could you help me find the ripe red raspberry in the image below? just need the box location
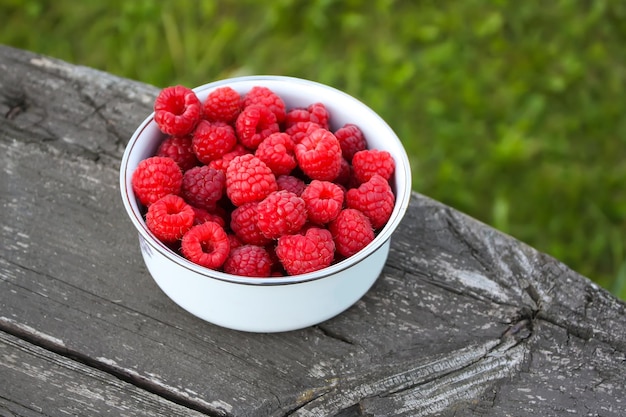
[346,174,395,229]
[352,149,395,184]
[242,86,286,123]
[276,175,307,196]
[334,123,366,162]
[235,105,280,150]
[257,191,307,239]
[275,227,335,275]
[306,102,330,129]
[203,86,242,124]
[230,202,271,246]
[145,194,194,243]
[285,103,330,129]
[301,180,344,224]
[254,132,297,176]
[285,108,312,128]
[225,154,277,206]
[154,85,203,136]
[223,245,273,277]
[182,165,225,211]
[329,208,374,257]
[294,128,342,181]
[191,120,237,164]
[191,206,226,227]
[156,135,200,172]
[181,221,230,269]
[132,156,183,206]
[285,121,322,144]
[208,144,249,173]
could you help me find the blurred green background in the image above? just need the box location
[2,0,625,299]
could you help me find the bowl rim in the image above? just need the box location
[120,75,412,286]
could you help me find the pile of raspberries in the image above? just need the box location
[131,84,396,277]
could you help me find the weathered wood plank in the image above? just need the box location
[1,45,625,416]
[0,330,208,417]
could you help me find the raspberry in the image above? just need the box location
[181,221,230,269]
[301,180,344,224]
[346,174,395,229]
[191,206,226,227]
[334,123,366,162]
[285,103,330,129]
[203,86,241,124]
[154,85,203,136]
[242,86,286,123]
[145,194,194,243]
[352,149,395,184]
[223,245,273,277]
[181,165,225,211]
[329,208,374,257]
[276,227,335,275]
[254,132,297,176]
[227,233,243,250]
[306,102,330,129]
[156,135,200,172]
[276,175,307,196]
[257,191,307,239]
[334,157,353,188]
[294,128,342,181]
[285,108,312,128]
[285,121,322,144]
[208,144,249,173]
[235,105,280,150]
[192,120,237,164]
[230,202,271,246]
[225,154,277,206]
[132,156,183,206]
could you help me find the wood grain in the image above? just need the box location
[0,331,206,417]
[1,45,625,416]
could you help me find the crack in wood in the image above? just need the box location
[314,324,355,346]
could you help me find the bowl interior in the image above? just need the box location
[120,75,412,285]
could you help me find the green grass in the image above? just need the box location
[3,0,625,299]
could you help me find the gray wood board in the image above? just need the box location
[0,330,207,417]
[1,45,625,416]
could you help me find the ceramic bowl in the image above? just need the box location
[120,76,411,333]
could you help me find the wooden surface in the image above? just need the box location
[1,44,625,416]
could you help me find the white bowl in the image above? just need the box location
[120,76,412,332]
